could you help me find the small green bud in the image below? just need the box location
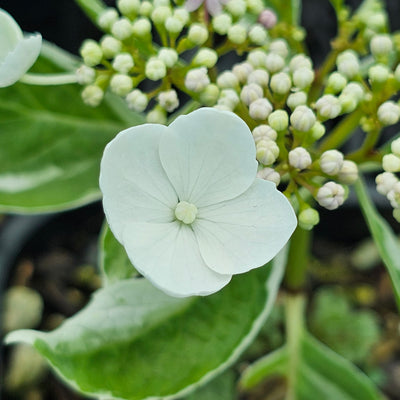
[110,73,133,96]
[174,8,189,25]
[165,16,184,34]
[265,53,285,73]
[287,91,307,110]
[185,67,210,92]
[140,1,153,16]
[268,110,289,131]
[158,47,178,67]
[111,18,133,40]
[112,53,134,74]
[126,89,148,112]
[132,17,152,37]
[383,154,400,172]
[217,71,239,89]
[249,98,273,120]
[338,160,358,184]
[315,94,341,120]
[158,89,179,112]
[98,8,119,30]
[188,23,209,45]
[377,101,400,126]
[212,13,232,35]
[247,0,264,14]
[269,39,289,58]
[193,48,218,68]
[100,35,122,58]
[292,67,314,89]
[368,63,390,84]
[256,139,279,165]
[338,93,358,114]
[336,50,360,79]
[76,65,96,85]
[226,0,247,17]
[147,105,167,124]
[240,83,263,105]
[299,208,319,230]
[370,34,393,58]
[326,72,347,93]
[248,24,268,45]
[151,6,172,25]
[145,58,167,81]
[82,85,104,107]
[117,0,141,16]
[200,84,220,106]
[290,105,316,132]
[310,121,325,140]
[80,40,103,67]
[270,72,292,95]
[227,24,247,44]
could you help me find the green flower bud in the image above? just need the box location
[227,24,247,44]
[247,0,264,14]
[289,54,312,73]
[383,154,400,172]
[292,67,314,89]
[256,139,279,165]
[298,208,319,230]
[270,72,292,95]
[240,83,263,105]
[174,8,189,25]
[193,48,218,68]
[310,121,325,140]
[151,5,171,25]
[248,24,268,45]
[226,0,247,17]
[76,65,96,85]
[165,16,184,34]
[185,67,210,92]
[98,8,119,30]
[200,84,220,106]
[269,39,289,58]
[81,85,104,107]
[290,105,316,132]
[265,53,285,73]
[147,105,167,124]
[249,98,273,120]
[158,89,179,112]
[126,89,148,112]
[326,72,347,93]
[287,91,307,110]
[80,40,103,67]
[158,48,178,67]
[188,23,209,45]
[140,1,153,16]
[268,110,289,131]
[338,93,358,114]
[145,57,167,81]
[370,34,393,58]
[212,13,232,35]
[110,73,133,96]
[111,18,133,40]
[338,160,358,184]
[117,0,141,16]
[368,63,390,84]
[217,71,239,89]
[112,53,134,74]
[247,49,267,68]
[377,101,400,126]
[100,36,122,59]
[315,94,341,119]
[132,17,152,37]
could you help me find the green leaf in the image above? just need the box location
[355,177,400,309]
[100,224,137,286]
[0,42,145,214]
[240,334,384,399]
[6,250,286,400]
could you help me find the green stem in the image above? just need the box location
[74,0,107,27]
[318,108,363,152]
[20,73,78,85]
[285,293,306,400]
[284,226,311,291]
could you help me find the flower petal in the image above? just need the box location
[206,0,223,15]
[185,0,204,12]
[122,221,232,297]
[0,9,23,59]
[0,34,42,87]
[159,108,258,207]
[193,179,297,274]
[100,124,178,242]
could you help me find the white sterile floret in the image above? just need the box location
[240,83,263,105]
[76,65,96,85]
[132,18,152,37]
[110,74,133,96]
[336,50,360,79]
[290,105,316,132]
[188,23,209,45]
[216,71,239,89]
[298,208,319,230]
[112,18,133,40]
[270,72,292,95]
[376,172,398,195]
[100,36,122,59]
[226,0,246,16]
[218,89,239,110]
[185,67,210,92]
[80,40,103,67]
[319,149,344,175]
[158,89,179,112]
[288,147,312,170]
[387,182,400,208]
[145,58,167,81]
[165,16,184,34]
[247,69,269,87]
[200,84,220,106]
[193,48,218,68]
[100,108,296,297]
[227,24,247,44]
[212,13,232,35]
[158,48,178,67]
[287,91,307,110]
[112,53,134,74]
[126,89,148,112]
[391,138,400,157]
[232,62,253,83]
[292,67,314,89]
[118,0,141,15]
[268,110,289,131]
[81,85,104,107]
[265,53,285,73]
[257,167,280,186]
[316,181,345,210]
[249,98,273,120]
[377,101,400,126]
[326,72,347,93]
[151,6,172,25]
[383,154,400,172]
[98,8,119,30]
[338,160,358,184]
[0,9,42,87]
[249,24,268,45]
[247,49,267,68]
[289,54,312,73]
[252,125,277,144]
[370,34,393,58]
[256,139,280,165]
[146,106,166,124]
[269,39,289,58]
[315,94,341,119]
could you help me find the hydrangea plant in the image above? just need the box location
[1,0,400,398]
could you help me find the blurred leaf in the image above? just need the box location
[355,177,400,310]
[0,42,144,214]
[265,0,302,26]
[6,250,286,400]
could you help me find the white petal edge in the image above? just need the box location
[159,108,258,208]
[0,9,23,59]
[0,33,42,87]
[122,221,232,297]
[100,124,178,243]
[193,179,297,274]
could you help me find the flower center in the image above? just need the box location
[174,201,198,224]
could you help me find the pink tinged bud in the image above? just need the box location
[258,9,277,29]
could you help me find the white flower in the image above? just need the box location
[100,108,297,297]
[0,9,42,87]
